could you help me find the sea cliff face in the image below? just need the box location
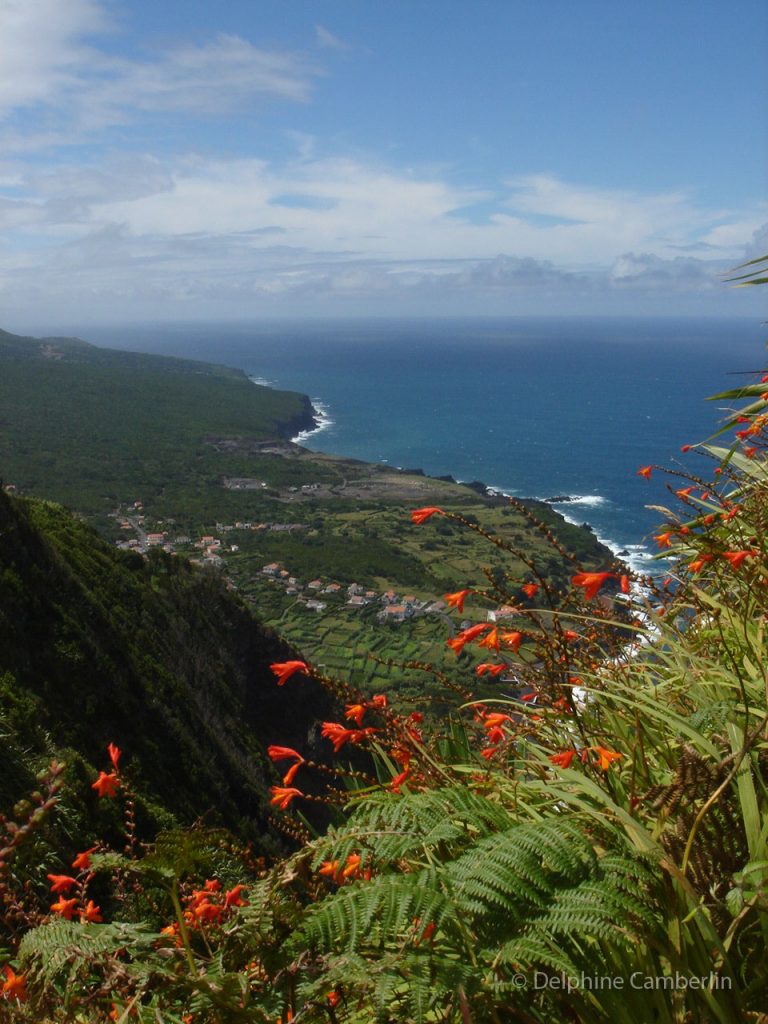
[272,392,319,439]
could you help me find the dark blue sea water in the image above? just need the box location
[82,317,766,571]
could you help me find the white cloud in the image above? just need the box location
[0,2,320,148]
[315,25,351,51]
[97,35,318,117]
[609,252,722,290]
[0,0,107,117]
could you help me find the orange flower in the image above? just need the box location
[371,693,388,708]
[321,722,356,752]
[483,713,512,731]
[92,771,120,798]
[47,873,78,894]
[620,574,630,594]
[446,622,489,654]
[327,991,341,1008]
[80,900,103,923]
[572,572,613,601]
[51,897,79,919]
[521,582,539,599]
[341,854,362,879]
[475,662,506,677]
[637,466,652,479]
[500,630,523,653]
[592,747,623,771]
[391,769,410,792]
[72,846,98,871]
[654,532,673,548]
[549,750,576,769]
[267,745,304,764]
[269,786,302,810]
[224,884,248,910]
[676,487,695,498]
[688,555,713,575]
[1,965,26,1002]
[345,703,366,726]
[282,761,303,786]
[270,660,308,686]
[319,860,341,880]
[722,550,757,569]
[563,629,579,642]
[413,919,436,945]
[194,900,224,924]
[107,743,121,771]
[445,589,471,613]
[477,627,499,651]
[410,506,445,525]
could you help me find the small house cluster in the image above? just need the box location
[259,562,445,622]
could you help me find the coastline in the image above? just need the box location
[252,377,656,576]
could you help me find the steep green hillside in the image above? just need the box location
[0,328,315,519]
[0,488,333,845]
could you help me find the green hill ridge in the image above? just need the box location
[0,487,333,846]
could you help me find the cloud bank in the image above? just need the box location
[0,1,764,324]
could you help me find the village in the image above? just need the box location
[109,501,452,624]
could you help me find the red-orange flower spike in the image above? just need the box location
[80,900,103,923]
[341,854,362,879]
[620,574,630,594]
[475,662,506,677]
[107,743,121,771]
[549,750,576,769]
[391,768,410,792]
[521,582,538,598]
[477,627,499,651]
[572,572,613,601]
[592,747,623,771]
[676,487,695,498]
[680,444,692,453]
[637,466,652,479]
[321,722,356,752]
[345,703,366,726]
[688,555,713,575]
[444,589,471,613]
[371,693,388,708]
[47,874,78,894]
[722,550,757,569]
[500,630,523,653]
[411,506,445,525]
[51,897,79,919]
[270,660,308,686]
[72,846,98,872]
[224,884,248,910]
[2,966,26,1003]
[269,786,302,810]
[483,712,512,731]
[446,622,489,654]
[319,859,341,880]
[282,762,303,786]
[92,771,120,799]
[267,745,304,764]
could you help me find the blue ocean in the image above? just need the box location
[82,317,766,571]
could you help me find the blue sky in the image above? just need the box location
[1,0,766,326]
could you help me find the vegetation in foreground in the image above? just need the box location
[2,332,768,1021]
